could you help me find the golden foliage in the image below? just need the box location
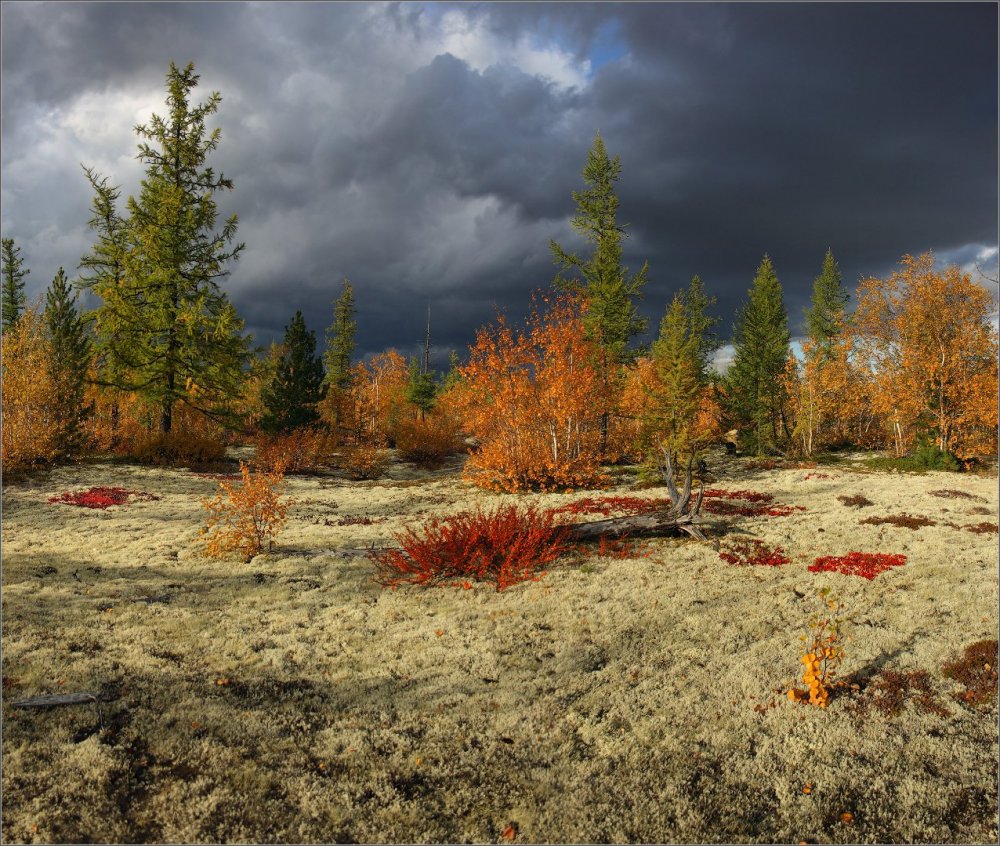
[252,427,338,474]
[788,590,847,708]
[453,295,606,491]
[1,306,65,471]
[391,411,462,468]
[200,461,289,562]
[340,442,390,480]
[853,253,998,459]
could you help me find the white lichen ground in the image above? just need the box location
[2,449,997,843]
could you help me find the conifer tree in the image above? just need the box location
[644,295,702,464]
[2,238,29,332]
[726,255,791,455]
[680,274,721,383]
[550,132,648,454]
[80,62,249,433]
[805,248,849,355]
[406,356,437,420]
[323,278,356,391]
[43,267,93,454]
[261,311,325,433]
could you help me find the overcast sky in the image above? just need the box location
[2,1,997,368]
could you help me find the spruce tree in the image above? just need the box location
[406,356,437,420]
[80,62,249,433]
[550,132,648,454]
[680,274,721,383]
[43,267,93,454]
[805,248,850,356]
[323,278,356,391]
[725,255,791,455]
[2,238,29,332]
[646,295,702,465]
[261,311,325,433]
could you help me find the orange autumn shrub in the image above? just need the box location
[340,442,390,480]
[788,589,848,708]
[454,294,605,492]
[390,411,462,468]
[200,461,289,562]
[252,426,338,474]
[1,306,64,471]
[130,429,227,467]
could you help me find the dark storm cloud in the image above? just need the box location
[1,2,995,367]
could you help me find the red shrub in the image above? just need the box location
[965,522,999,535]
[700,488,805,518]
[48,487,159,510]
[718,537,790,567]
[591,535,652,559]
[549,495,671,518]
[803,473,832,480]
[704,489,775,503]
[373,503,570,591]
[860,513,936,530]
[809,551,906,580]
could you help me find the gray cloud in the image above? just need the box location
[2,1,995,368]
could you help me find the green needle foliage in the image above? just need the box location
[550,132,648,454]
[1,238,29,332]
[407,356,437,420]
[261,310,326,433]
[805,248,850,356]
[323,278,357,392]
[43,267,93,455]
[726,255,791,456]
[681,274,722,383]
[79,61,249,433]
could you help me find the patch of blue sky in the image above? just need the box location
[588,19,629,74]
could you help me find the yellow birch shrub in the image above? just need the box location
[788,589,848,708]
[1,306,64,471]
[200,461,289,562]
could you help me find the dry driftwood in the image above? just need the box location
[562,448,710,544]
[10,692,103,709]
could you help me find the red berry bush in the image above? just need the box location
[48,487,160,510]
[373,503,570,591]
[809,551,906,580]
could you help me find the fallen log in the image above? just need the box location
[335,448,713,558]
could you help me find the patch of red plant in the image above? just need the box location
[48,487,160,510]
[808,551,906,580]
[928,489,985,501]
[372,503,570,591]
[700,488,805,518]
[965,522,998,535]
[860,513,936,530]
[590,535,652,559]
[803,473,832,480]
[718,537,790,567]
[549,495,671,518]
[743,459,781,471]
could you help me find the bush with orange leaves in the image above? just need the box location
[391,410,462,468]
[200,461,289,562]
[788,589,849,708]
[373,503,570,591]
[453,295,605,492]
[342,350,410,447]
[252,426,338,474]
[1,306,65,472]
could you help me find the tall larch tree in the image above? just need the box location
[2,238,29,332]
[80,62,249,433]
[550,132,648,456]
[261,310,326,433]
[726,255,791,455]
[805,248,850,357]
[43,267,93,455]
[643,295,703,465]
[790,248,853,455]
[680,274,721,383]
[323,279,357,391]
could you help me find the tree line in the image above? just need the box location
[2,61,997,481]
